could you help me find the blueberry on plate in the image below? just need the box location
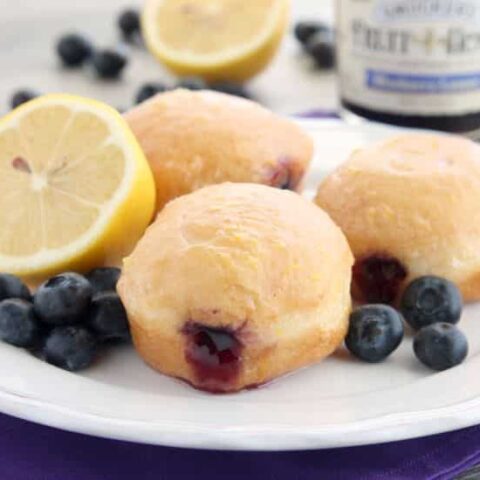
[209,82,251,99]
[345,304,404,363]
[294,20,331,45]
[33,273,93,325]
[305,32,336,69]
[135,82,168,104]
[0,273,31,301]
[177,77,207,91]
[118,9,141,41]
[56,33,93,67]
[43,326,97,372]
[10,89,39,110]
[413,323,468,371]
[400,276,463,331]
[0,299,40,348]
[92,48,128,79]
[86,267,121,294]
[86,292,130,342]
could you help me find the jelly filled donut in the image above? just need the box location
[118,183,352,393]
[316,133,480,303]
[125,89,314,212]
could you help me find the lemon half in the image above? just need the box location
[142,0,291,82]
[0,94,156,281]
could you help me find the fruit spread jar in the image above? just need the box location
[336,0,480,137]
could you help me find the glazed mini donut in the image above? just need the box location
[118,183,352,393]
[124,89,314,212]
[315,133,480,304]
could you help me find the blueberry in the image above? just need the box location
[177,77,207,91]
[306,32,336,69]
[413,323,468,371]
[10,90,39,110]
[0,273,31,301]
[400,276,462,331]
[294,21,330,45]
[56,33,93,67]
[135,82,168,104]
[86,292,130,342]
[43,326,97,371]
[345,304,404,363]
[0,299,40,348]
[118,9,141,41]
[86,267,121,294]
[33,273,93,325]
[210,82,251,99]
[92,48,128,79]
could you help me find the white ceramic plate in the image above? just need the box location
[1,119,480,451]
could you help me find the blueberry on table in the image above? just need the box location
[177,77,207,91]
[135,82,168,104]
[210,82,251,99]
[86,292,130,342]
[306,32,336,70]
[0,273,31,301]
[92,48,128,79]
[10,90,39,110]
[118,9,141,41]
[400,276,463,331]
[0,299,40,348]
[294,21,331,45]
[86,267,121,294]
[56,33,93,67]
[345,304,404,363]
[43,326,97,372]
[413,323,468,371]
[33,273,93,326]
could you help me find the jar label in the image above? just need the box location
[338,0,480,115]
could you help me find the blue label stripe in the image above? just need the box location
[367,69,480,94]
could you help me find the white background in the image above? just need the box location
[0,0,336,114]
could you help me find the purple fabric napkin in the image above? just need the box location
[0,413,479,480]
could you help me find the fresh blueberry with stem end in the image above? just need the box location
[0,273,31,301]
[306,33,336,69]
[86,292,130,342]
[294,21,331,45]
[56,33,93,67]
[86,267,121,294]
[345,304,404,363]
[92,48,128,79]
[0,299,40,348]
[43,326,97,372]
[413,323,468,371]
[135,82,168,104]
[118,9,141,40]
[10,90,39,110]
[177,77,207,91]
[33,273,93,326]
[400,276,463,331]
[209,82,251,99]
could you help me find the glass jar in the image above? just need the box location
[336,0,480,137]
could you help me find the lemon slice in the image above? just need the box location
[142,0,290,82]
[0,94,156,281]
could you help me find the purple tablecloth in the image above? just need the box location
[1,413,480,479]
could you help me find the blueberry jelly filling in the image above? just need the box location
[182,323,242,390]
[268,156,302,191]
[353,254,408,304]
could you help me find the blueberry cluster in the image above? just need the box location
[9,7,252,112]
[345,276,468,371]
[293,21,336,70]
[0,268,129,372]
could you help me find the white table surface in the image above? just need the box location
[0,0,336,115]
